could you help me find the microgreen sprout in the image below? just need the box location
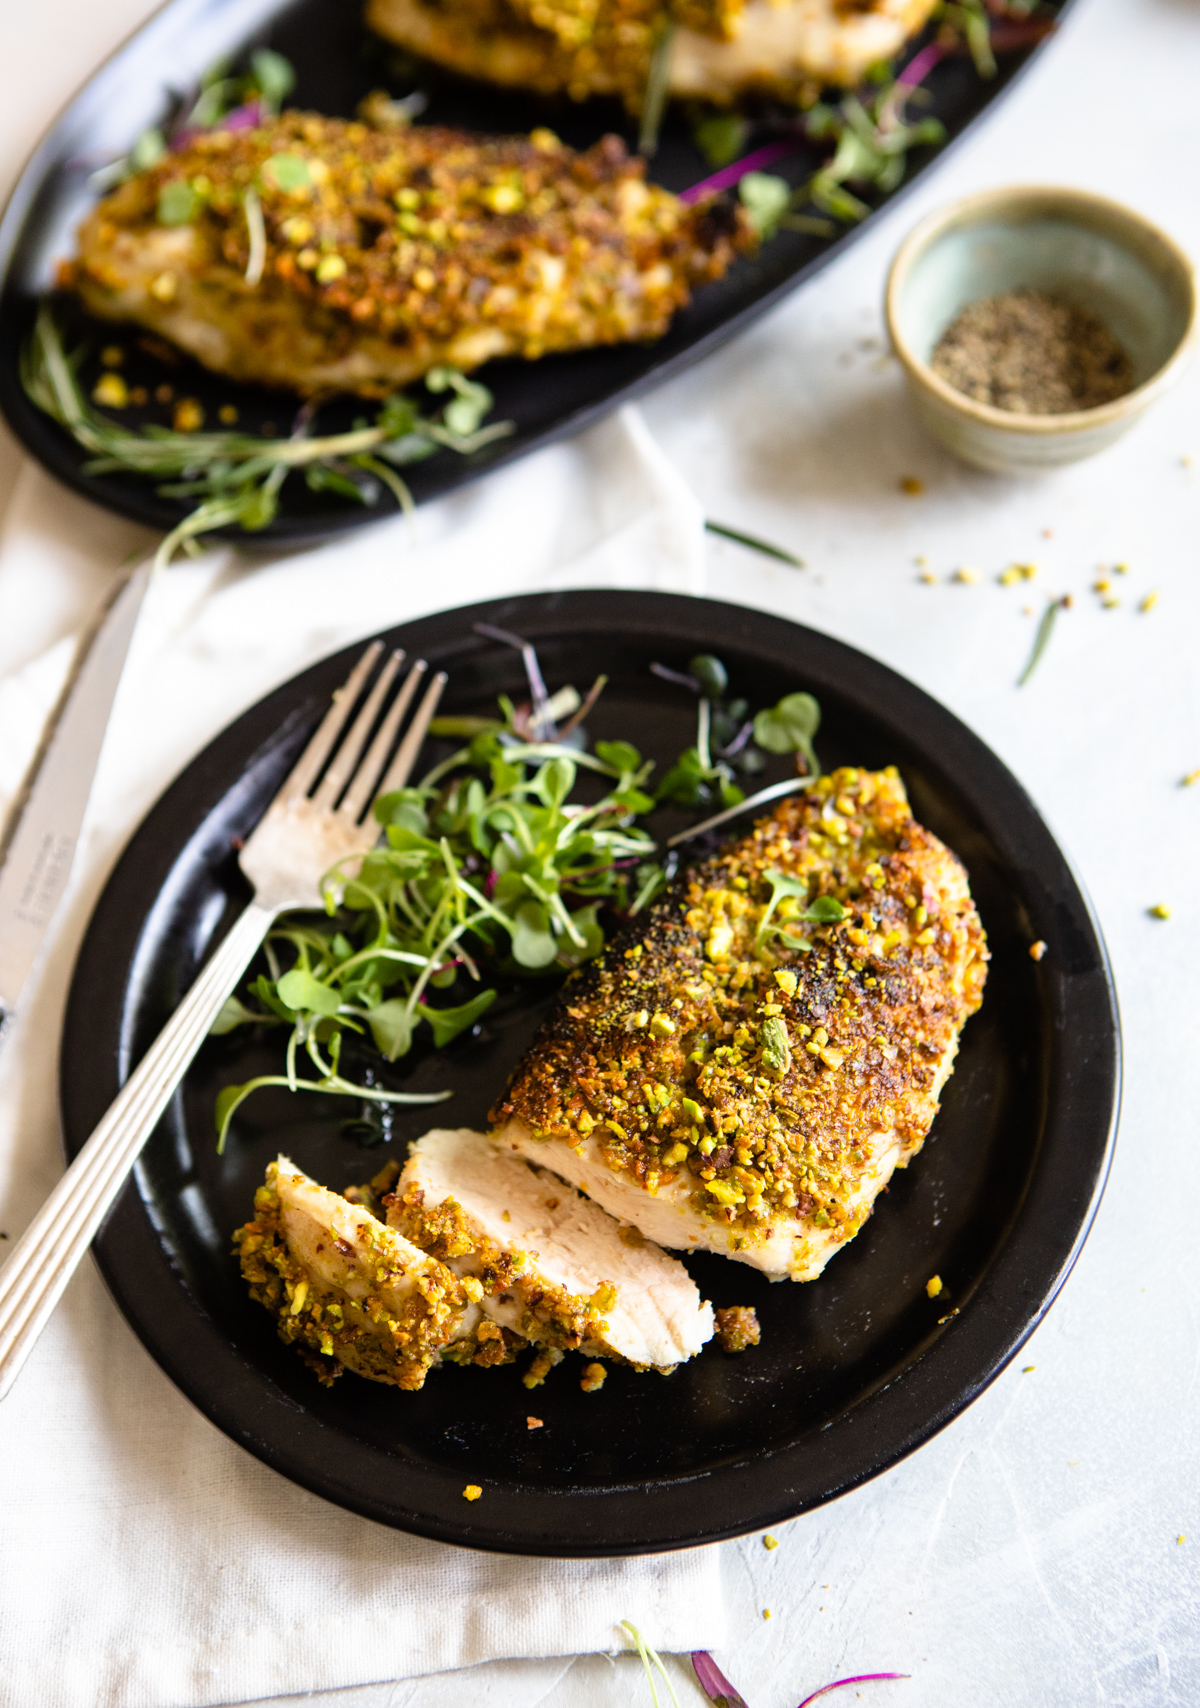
[937,0,998,78]
[804,86,946,222]
[21,307,513,566]
[621,1622,682,1708]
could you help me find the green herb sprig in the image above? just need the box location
[1018,595,1068,685]
[213,719,659,1151]
[736,80,946,238]
[22,307,513,568]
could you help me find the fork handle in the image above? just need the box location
[0,902,275,1401]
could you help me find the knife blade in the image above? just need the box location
[0,565,152,1042]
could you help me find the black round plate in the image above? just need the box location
[61,591,1119,1555]
[0,0,1070,542]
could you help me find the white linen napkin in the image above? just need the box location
[0,404,726,1708]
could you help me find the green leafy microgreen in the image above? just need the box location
[425,366,495,436]
[755,872,844,955]
[249,47,296,115]
[157,179,201,225]
[21,308,514,567]
[693,112,750,168]
[262,152,312,193]
[688,654,729,699]
[801,85,947,226]
[738,171,791,238]
[753,691,821,777]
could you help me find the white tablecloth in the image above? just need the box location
[2,0,1199,1701]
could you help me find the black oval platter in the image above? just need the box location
[0,0,1071,542]
[60,590,1120,1555]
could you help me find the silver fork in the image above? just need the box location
[0,642,446,1401]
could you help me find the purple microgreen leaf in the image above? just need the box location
[691,1651,752,1707]
[795,1672,909,1708]
[650,661,701,692]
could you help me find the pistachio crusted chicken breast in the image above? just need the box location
[393,1128,713,1371]
[492,767,987,1281]
[65,112,749,396]
[367,0,937,113]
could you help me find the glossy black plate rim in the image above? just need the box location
[60,590,1120,1555]
[0,0,1073,544]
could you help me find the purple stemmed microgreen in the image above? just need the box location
[691,1653,909,1708]
[796,1674,910,1708]
[692,1650,752,1706]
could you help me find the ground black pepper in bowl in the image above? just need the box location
[930,288,1134,414]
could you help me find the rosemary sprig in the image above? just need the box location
[22,306,513,567]
[705,519,804,568]
[1017,596,1067,685]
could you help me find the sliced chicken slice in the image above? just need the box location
[391,1127,714,1369]
[235,1154,481,1390]
[491,766,987,1282]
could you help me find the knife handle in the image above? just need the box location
[0,902,274,1400]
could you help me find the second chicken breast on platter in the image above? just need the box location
[67,113,750,397]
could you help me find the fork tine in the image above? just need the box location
[311,649,404,810]
[374,671,447,798]
[339,658,428,822]
[281,642,384,803]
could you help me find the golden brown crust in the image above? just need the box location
[235,1163,473,1391]
[491,767,987,1260]
[72,112,750,395]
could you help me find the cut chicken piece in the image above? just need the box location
[391,1127,714,1369]
[491,766,987,1281]
[366,0,937,113]
[235,1155,483,1389]
[65,112,749,397]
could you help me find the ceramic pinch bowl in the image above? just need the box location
[884,185,1196,474]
